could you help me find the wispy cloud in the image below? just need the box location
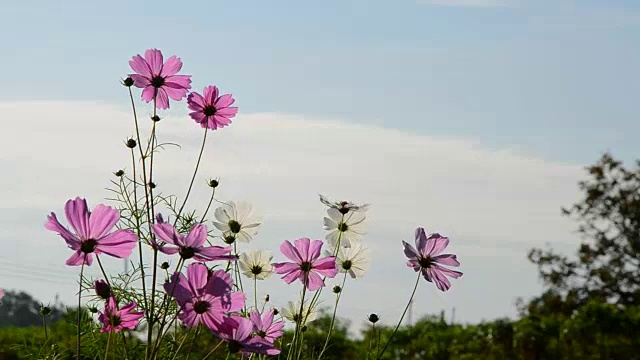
[418,0,510,8]
[1,101,583,327]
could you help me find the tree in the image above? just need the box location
[528,153,640,307]
[0,290,65,328]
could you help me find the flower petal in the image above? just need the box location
[45,212,80,249]
[64,197,90,239]
[279,240,303,263]
[88,204,120,239]
[152,223,182,246]
[432,254,460,267]
[129,54,152,78]
[95,230,137,259]
[183,224,207,247]
[160,55,183,77]
[144,49,163,75]
[203,85,219,106]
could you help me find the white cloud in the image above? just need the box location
[0,101,584,328]
[418,0,510,8]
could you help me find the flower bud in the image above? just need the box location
[265,294,270,303]
[126,138,137,148]
[94,280,112,300]
[333,285,342,294]
[114,169,125,177]
[301,325,308,333]
[224,235,236,244]
[273,309,279,316]
[160,262,170,270]
[368,313,380,324]
[208,179,219,188]
[151,115,161,122]
[156,213,165,224]
[122,77,134,87]
[88,306,99,314]
[148,181,156,189]
[40,306,52,316]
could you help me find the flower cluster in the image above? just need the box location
[40,48,463,359]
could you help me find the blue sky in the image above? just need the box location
[2,0,639,163]
[1,0,640,327]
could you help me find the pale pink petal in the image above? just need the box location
[164,75,192,90]
[273,262,300,274]
[164,273,191,306]
[164,86,189,101]
[205,269,234,296]
[65,250,88,266]
[129,74,151,88]
[160,56,183,77]
[415,228,429,254]
[194,246,236,262]
[95,230,137,258]
[129,55,153,78]
[432,254,460,267]
[402,241,419,261]
[212,115,231,127]
[428,267,452,291]
[306,271,324,291]
[313,265,338,279]
[189,111,206,124]
[293,238,311,261]
[155,88,170,110]
[88,204,120,239]
[141,86,156,103]
[64,197,90,239]
[250,311,263,331]
[187,92,205,111]
[427,235,450,257]
[308,240,323,261]
[203,85,219,105]
[215,94,235,108]
[311,256,336,271]
[45,213,80,249]
[281,269,303,284]
[178,308,199,328]
[279,240,303,263]
[144,49,163,75]
[152,223,182,246]
[186,263,209,293]
[235,317,254,340]
[158,246,180,255]
[184,224,207,247]
[433,264,463,279]
[215,107,238,116]
[406,259,420,270]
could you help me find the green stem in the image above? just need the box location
[151,258,185,356]
[147,99,159,359]
[375,273,421,360]
[105,330,112,360]
[96,255,110,287]
[175,127,208,225]
[131,147,148,312]
[185,325,201,360]
[254,276,258,311]
[42,314,48,341]
[289,275,308,360]
[77,258,85,359]
[202,340,225,360]
[317,272,348,359]
[170,326,192,360]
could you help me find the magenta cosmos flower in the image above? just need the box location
[165,263,245,330]
[214,316,280,356]
[98,296,144,333]
[129,48,192,110]
[187,86,238,130]
[250,309,284,343]
[45,197,138,266]
[152,222,237,262]
[403,227,462,291]
[273,238,338,291]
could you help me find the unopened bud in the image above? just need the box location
[224,235,236,244]
[273,309,279,316]
[122,77,134,87]
[114,170,125,177]
[94,280,112,300]
[265,294,270,303]
[40,306,52,316]
[301,325,308,333]
[151,115,161,122]
[126,139,137,148]
[88,306,99,314]
[368,313,380,324]
[160,262,170,270]
[333,285,342,294]
[148,181,156,189]
[208,179,219,188]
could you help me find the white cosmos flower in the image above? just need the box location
[325,243,371,279]
[281,301,317,325]
[323,208,366,247]
[238,249,273,280]
[213,201,262,243]
[319,194,370,213]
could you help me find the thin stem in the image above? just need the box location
[131,147,148,311]
[170,327,192,360]
[121,332,131,360]
[185,325,201,360]
[202,340,225,360]
[42,314,48,341]
[289,276,308,360]
[199,185,217,224]
[148,99,160,359]
[254,276,258,310]
[317,272,348,359]
[175,127,209,225]
[105,330,113,360]
[366,323,376,360]
[375,273,421,360]
[151,258,185,357]
[96,255,110,287]
[77,258,85,359]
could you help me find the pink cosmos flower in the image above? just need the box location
[45,197,138,266]
[403,227,463,291]
[187,86,238,130]
[273,238,338,291]
[165,263,245,330]
[129,49,192,110]
[98,296,144,333]
[94,279,112,300]
[214,316,280,356]
[250,309,284,343]
[152,223,237,262]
